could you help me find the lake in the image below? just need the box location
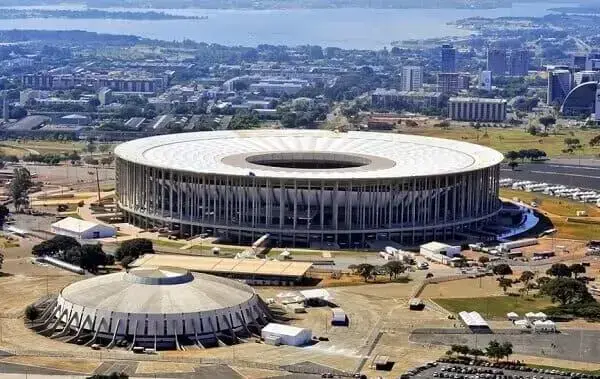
[0,3,570,49]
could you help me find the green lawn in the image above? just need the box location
[402,126,600,158]
[434,296,554,320]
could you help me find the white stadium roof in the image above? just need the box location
[114,130,504,180]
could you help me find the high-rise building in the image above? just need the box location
[547,69,572,105]
[487,49,507,75]
[509,49,530,76]
[437,73,469,94]
[586,53,600,71]
[480,70,492,91]
[401,66,423,91]
[441,44,456,73]
[572,55,587,72]
[574,71,600,86]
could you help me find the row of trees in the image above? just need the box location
[504,149,547,162]
[447,340,513,362]
[348,261,407,282]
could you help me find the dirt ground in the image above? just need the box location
[420,276,505,299]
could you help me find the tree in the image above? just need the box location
[508,161,519,171]
[79,244,110,274]
[24,305,40,321]
[500,341,513,361]
[469,348,485,359]
[540,277,593,306]
[498,277,512,293]
[546,263,571,278]
[485,340,504,362]
[520,271,535,295]
[569,263,586,278]
[114,238,154,261]
[0,204,9,228]
[0,251,3,272]
[32,235,80,257]
[478,256,490,265]
[10,167,33,212]
[492,263,512,278]
[538,115,556,130]
[356,263,375,282]
[100,156,114,166]
[85,142,97,156]
[536,276,551,287]
[504,151,519,161]
[383,260,406,280]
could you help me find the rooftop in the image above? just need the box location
[114,130,504,180]
[133,254,313,278]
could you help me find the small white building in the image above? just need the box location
[420,242,461,265]
[261,323,312,346]
[51,217,116,239]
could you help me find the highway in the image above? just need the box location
[501,161,600,191]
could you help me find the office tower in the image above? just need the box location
[574,71,600,86]
[487,48,507,75]
[401,66,423,91]
[586,52,600,71]
[547,69,572,105]
[480,70,492,91]
[509,49,530,76]
[441,44,456,73]
[437,73,469,94]
[572,55,587,72]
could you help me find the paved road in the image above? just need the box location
[410,329,600,363]
[501,161,600,191]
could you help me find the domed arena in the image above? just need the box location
[115,130,504,247]
[32,267,271,350]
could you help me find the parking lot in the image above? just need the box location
[409,360,599,379]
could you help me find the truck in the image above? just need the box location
[498,238,538,252]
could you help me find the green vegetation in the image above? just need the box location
[434,296,554,319]
[114,238,154,261]
[404,126,600,158]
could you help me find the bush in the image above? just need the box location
[25,304,40,321]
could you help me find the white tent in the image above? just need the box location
[51,217,116,239]
[507,312,519,321]
[533,320,556,332]
[525,312,547,321]
[261,323,312,346]
[514,319,530,329]
[276,291,304,304]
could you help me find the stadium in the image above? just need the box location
[34,267,269,349]
[115,130,504,247]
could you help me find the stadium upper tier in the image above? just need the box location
[114,130,504,179]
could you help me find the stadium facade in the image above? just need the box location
[115,130,504,247]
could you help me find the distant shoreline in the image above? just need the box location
[0,9,205,20]
[0,0,529,11]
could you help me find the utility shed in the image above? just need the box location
[51,217,116,239]
[261,323,312,346]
